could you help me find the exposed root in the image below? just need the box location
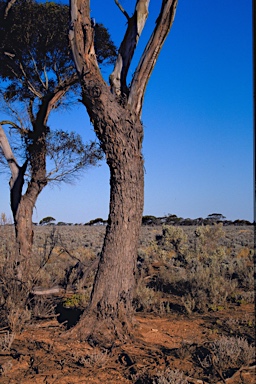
[64,309,136,348]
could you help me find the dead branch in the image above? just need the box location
[31,286,65,295]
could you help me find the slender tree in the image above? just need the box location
[0,0,116,280]
[69,0,178,344]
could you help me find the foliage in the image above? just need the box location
[39,216,56,225]
[142,215,158,225]
[0,0,116,102]
[46,131,103,183]
[207,213,226,221]
[133,279,162,312]
[161,225,188,255]
[0,0,72,100]
[73,348,109,368]
[85,218,107,226]
[63,294,84,308]
[0,0,114,185]
[194,223,224,257]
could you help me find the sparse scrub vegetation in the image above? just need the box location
[134,224,254,316]
[0,222,254,382]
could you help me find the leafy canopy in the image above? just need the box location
[0,0,117,102]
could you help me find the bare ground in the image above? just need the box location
[0,302,254,383]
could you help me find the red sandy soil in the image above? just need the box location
[0,303,254,383]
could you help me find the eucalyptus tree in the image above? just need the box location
[0,0,116,279]
[69,0,178,344]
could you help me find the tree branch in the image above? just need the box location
[4,52,43,99]
[43,65,49,90]
[0,124,20,188]
[128,0,178,116]
[43,73,78,123]
[18,61,43,99]
[110,0,150,97]
[0,120,23,132]
[28,51,48,90]
[4,0,17,18]
[69,0,99,77]
[27,99,35,124]
[114,0,130,20]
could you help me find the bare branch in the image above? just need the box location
[0,124,20,187]
[18,61,43,98]
[0,119,29,139]
[3,52,43,99]
[110,0,150,96]
[114,0,130,20]
[31,286,65,295]
[0,120,22,131]
[128,0,178,116]
[43,73,78,124]
[43,65,49,90]
[4,0,17,18]
[29,51,48,90]
[3,51,15,58]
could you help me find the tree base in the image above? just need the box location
[65,308,135,348]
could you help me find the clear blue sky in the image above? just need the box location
[0,0,253,223]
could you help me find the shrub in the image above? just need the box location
[153,368,189,384]
[74,349,109,368]
[30,296,56,319]
[63,291,90,309]
[194,223,224,257]
[182,259,237,313]
[161,225,188,255]
[133,279,162,312]
[210,336,255,371]
[0,331,15,351]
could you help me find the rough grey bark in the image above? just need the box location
[69,0,178,344]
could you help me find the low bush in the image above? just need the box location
[153,368,189,384]
[210,336,255,371]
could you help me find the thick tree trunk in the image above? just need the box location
[69,0,178,345]
[91,153,144,317]
[12,120,47,281]
[13,178,46,281]
[13,194,34,280]
[71,104,144,345]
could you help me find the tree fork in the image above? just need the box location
[70,0,178,344]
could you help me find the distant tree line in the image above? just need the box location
[33,213,253,227]
[141,214,253,226]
